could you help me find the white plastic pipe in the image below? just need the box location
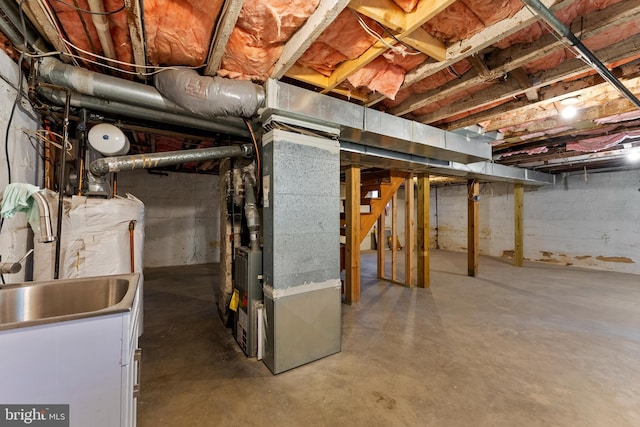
[87,0,117,60]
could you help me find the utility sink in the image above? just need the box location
[0,273,140,331]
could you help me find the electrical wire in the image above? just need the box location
[51,0,125,15]
[349,9,422,57]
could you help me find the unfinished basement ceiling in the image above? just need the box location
[4,0,640,173]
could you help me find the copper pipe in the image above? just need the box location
[129,220,136,273]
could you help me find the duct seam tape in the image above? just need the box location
[263,279,341,300]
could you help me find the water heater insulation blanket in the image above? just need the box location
[33,191,145,281]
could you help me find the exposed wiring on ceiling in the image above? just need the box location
[349,9,422,57]
[51,0,126,15]
[23,49,206,77]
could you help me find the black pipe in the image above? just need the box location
[53,88,71,280]
[521,0,640,109]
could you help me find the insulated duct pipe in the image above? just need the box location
[89,144,254,177]
[154,69,265,118]
[0,0,47,51]
[36,86,249,137]
[521,0,640,109]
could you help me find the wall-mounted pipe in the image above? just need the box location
[154,69,265,118]
[35,86,249,137]
[243,174,260,251]
[521,0,640,109]
[86,0,117,60]
[89,143,254,177]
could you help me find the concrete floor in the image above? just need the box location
[137,250,640,427]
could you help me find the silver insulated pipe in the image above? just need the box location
[89,144,254,177]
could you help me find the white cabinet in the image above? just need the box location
[0,284,142,427]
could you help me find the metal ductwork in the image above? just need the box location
[0,0,47,52]
[36,58,252,136]
[36,86,250,137]
[89,143,254,177]
[521,0,640,109]
[154,69,265,118]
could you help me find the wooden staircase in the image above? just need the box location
[340,170,408,270]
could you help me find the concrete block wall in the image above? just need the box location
[0,51,42,283]
[433,170,640,275]
[117,169,220,268]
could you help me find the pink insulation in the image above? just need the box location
[218,0,320,81]
[566,130,640,152]
[297,10,380,76]
[423,0,522,43]
[382,60,472,109]
[49,0,102,57]
[347,56,406,100]
[145,0,223,66]
[392,0,419,13]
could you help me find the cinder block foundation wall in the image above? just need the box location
[433,170,640,275]
[117,170,220,268]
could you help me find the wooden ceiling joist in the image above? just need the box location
[393,0,640,118]
[319,0,454,94]
[204,0,245,76]
[348,0,406,33]
[20,0,73,60]
[273,0,351,79]
[123,0,147,76]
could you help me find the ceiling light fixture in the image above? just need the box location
[628,149,640,162]
[560,105,577,119]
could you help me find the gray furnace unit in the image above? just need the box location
[233,246,263,357]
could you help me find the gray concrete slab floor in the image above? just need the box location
[137,250,640,427]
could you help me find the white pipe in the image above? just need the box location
[87,0,117,60]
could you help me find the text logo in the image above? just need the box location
[0,405,69,426]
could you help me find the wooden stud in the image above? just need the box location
[417,173,430,288]
[391,191,398,281]
[345,165,361,304]
[377,215,385,279]
[514,183,524,267]
[405,174,415,287]
[467,179,479,277]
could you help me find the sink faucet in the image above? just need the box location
[0,249,34,275]
[30,192,56,243]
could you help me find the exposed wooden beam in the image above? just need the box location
[345,165,361,305]
[322,0,455,93]
[467,179,479,277]
[401,27,445,62]
[21,0,73,60]
[391,191,398,281]
[366,0,574,106]
[396,0,640,118]
[377,215,385,278]
[204,0,245,76]
[123,0,146,76]
[417,173,430,288]
[514,184,524,267]
[428,36,640,128]
[272,0,351,79]
[348,0,406,33]
[511,67,539,101]
[404,175,414,287]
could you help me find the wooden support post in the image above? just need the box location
[467,179,479,277]
[405,174,415,287]
[391,192,398,281]
[345,166,361,304]
[514,183,524,267]
[377,215,385,279]
[417,173,430,288]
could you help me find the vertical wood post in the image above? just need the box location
[514,183,524,267]
[405,174,415,287]
[417,173,430,288]
[377,215,385,278]
[391,192,398,281]
[345,166,361,304]
[467,179,479,277]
